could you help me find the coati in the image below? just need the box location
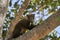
[11,14,35,38]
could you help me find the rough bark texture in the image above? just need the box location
[5,0,31,40]
[12,9,60,40]
[0,0,9,40]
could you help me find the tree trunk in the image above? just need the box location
[0,0,9,40]
[12,9,60,40]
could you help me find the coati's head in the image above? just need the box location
[25,14,35,23]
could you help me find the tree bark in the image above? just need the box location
[5,0,31,40]
[0,0,9,40]
[12,9,60,40]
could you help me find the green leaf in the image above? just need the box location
[11,9,15,12]
[23,11,28,15]
[27,5,34,9]
[9,0,12,6]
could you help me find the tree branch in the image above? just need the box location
[12,9,60,40]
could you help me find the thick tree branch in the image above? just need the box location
[12,9,60,40]
[6,0,31,40]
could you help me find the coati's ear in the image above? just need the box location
[31,14,35,17]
